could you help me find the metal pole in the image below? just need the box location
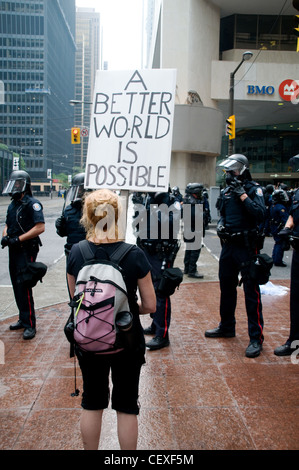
[228,58,245,156]
[228,72,234,156]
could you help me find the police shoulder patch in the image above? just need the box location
[256,187,263,197]
[32,202,42,211]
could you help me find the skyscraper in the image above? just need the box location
[0,0,76,180]
[73,7,100,169]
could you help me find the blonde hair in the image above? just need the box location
[81,189,124,242]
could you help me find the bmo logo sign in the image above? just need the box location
[247,79,299,104]
[247,85,274,96]
[279,79,299,102]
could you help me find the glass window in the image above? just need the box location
[235,15,258,49]
[219,123,299,187]
[220,14,297,52]
[258,15,280,50]
[281,16,298,51]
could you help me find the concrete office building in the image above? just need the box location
[146,0,299,189]
[73,7,100,170]
[0,0,76,181]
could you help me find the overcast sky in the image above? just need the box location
[75,0,144,70]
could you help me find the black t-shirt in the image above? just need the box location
[67,241,152,315]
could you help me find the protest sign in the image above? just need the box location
[84,69,177,191]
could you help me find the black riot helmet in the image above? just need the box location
[147,191,170,205]
[64,172,85,207]
[265,184,274,194]
[272,189,289,204]
[2,170,32,198]
[185,182,204,197]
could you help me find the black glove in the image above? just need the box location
[55,216,67,237]
[1,236,9,249]
[278,227,292,238]
[7,236,20,247]
[229,179,246,197]
[216,224,226,237]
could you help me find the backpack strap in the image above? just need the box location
[78,240,133,265]
[78,239,96,262]
[110,242,133,265]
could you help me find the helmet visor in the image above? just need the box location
[64,184,84,206]
[2,178,27,195]
[217,157,247,175]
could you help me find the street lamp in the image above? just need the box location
[228,51,253,155]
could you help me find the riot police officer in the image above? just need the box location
[202,189,211,230]
[172,186,183,204]
[1,170,45,340]
[55,173,86,256]
[205,154,266,358]
[274,187,299,356]
[137,191,181,350]
[269,189,289,266]
[55,173,87,299]
[261,184,274,236]
[183,182,204,278]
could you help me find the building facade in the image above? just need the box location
[0,143,13,192]
[73,7,100,170]
[0,0,76,181]
[146,0,299,189]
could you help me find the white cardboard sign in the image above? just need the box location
[84,69,177,191]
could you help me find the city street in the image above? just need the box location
[0,194,297,451]
[0,194,293,285]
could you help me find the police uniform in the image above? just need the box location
[205,154,266,358]
[269,191,289,266]
[5,194,44,331]
[138,192,181,350]
[183,189,204,278]
[55,173,87,299]
[274,188,299,355]
[56,202,86,255]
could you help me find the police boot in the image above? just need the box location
[23,328,36,340]
[9,320,24,330]
[205,326,235,338]
[146,335,170,350]
[245,341,262,358]
[143,325,155,335]
[188,271,204,279]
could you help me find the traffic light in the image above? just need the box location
[71,127,81,144]
[226,115,235,140]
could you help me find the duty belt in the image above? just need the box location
[139,239,180,258]
[219,229,258,244]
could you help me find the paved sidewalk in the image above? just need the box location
[0,242,298,451]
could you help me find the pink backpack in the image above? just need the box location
[72,241,133,353]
